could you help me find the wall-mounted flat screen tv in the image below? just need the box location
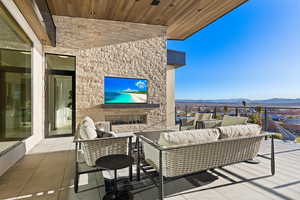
[104,77,148,104]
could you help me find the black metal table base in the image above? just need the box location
[103,191,131,200]
[96,155,134,200]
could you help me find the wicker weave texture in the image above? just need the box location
[143,135,263,177]
[81,138,128,166]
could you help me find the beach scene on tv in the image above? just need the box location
[104,77,148,103]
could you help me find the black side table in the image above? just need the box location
[96,154,134,200]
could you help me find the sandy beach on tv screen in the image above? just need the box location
[130,93,147,103]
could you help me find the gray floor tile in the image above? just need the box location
[1,139,300,200]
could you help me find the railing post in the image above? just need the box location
[271,135,275,175]
[185,105,188,120]
[175,106,177,123]
[235,107,239,116]
[264,108,268,131]
[264,108,268,140]
[213,107,217,119]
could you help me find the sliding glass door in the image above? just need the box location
[0,2,32,141]
[45,54,75,137]
[0,57,31,140]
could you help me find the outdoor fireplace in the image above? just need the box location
[105,114,147,125]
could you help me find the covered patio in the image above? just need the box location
[1,138,299,200]
[1,0,300,200]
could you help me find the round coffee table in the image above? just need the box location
[96,154,134,200]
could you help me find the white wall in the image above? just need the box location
[166,65,176,128]
[1,0,45,152]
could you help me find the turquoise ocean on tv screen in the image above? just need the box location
[105,92,135,103]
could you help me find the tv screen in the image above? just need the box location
[104,77,148,104]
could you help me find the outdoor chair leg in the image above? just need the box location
[159,149,164,200]
[129,137,133,181]
[271,135,275,175]
[74,162,79,193]
[129,165,133,181]
[137,137,141,181]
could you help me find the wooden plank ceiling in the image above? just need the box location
[46,0,248,40]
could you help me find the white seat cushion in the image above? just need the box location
[109,131,117,137]
[221,115,248,126]
[218,124,262,139]
[158,129,220,147]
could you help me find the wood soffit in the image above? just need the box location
[46,0,248,40]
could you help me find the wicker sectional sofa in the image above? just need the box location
[137,124,275,200]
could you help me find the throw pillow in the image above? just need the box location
[218,124,262,139]
[79,125,89,140]
[158,128,220,147]
[82,116,96,130]
[84,126,98,139]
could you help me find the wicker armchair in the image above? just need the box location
[180,113,213,130]
[196,115,249,129]
[179,117,195,130]
[74,120,133,193]
[196,119,222,129]
[138,131,275,200]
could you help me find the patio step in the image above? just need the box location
[0,141,26,176]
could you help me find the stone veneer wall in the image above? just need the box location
[45,16,169,133]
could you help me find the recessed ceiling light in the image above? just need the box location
[58,55,69,58]
[151,0,160,6]
[20,51,31,55]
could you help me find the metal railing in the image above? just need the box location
[176,105,300,141]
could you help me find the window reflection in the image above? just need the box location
[0,2,32,142]
[0,49,31,140]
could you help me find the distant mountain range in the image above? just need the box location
[176,98,300,104]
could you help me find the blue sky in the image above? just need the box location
[105,77,148,92]
[168,0,300,100]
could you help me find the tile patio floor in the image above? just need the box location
[0,137,300,200]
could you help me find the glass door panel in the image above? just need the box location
[47,74,73,136]
[0,71,31,140]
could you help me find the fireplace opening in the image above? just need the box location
[105,114,147,125]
